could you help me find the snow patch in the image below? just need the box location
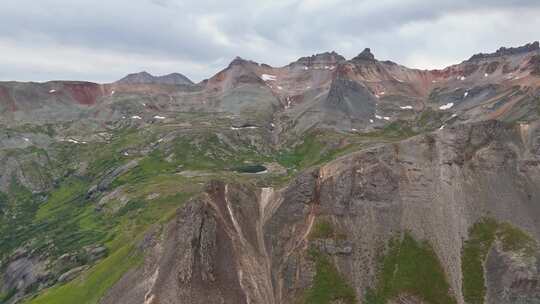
[23,137,30,142]
[400,105,413,110]
[131,115,142,120]
[67,139,80,144]
[460,76,466,81]
[375,115,383,120]
[49,89,56,93]
[351,128,358,132]
[277,86,283,90]
[303,66,309,70]
[153,115,166,120]
[369,119,374,123]
[261,74,277,81]
[484,73,489,77]
[111,90,115,96]
[383,116,390,121]
[144,295,155,304]
[231,126,258,130]
[439,103,454,110]
[464,91,469,98]
[439,125,445,130]
[285,96,292,109]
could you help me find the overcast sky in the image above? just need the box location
[1,0,539,83]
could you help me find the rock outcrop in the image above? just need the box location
[352,48,376,61]
[469,41,540,61]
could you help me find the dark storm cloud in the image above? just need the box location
[0,0,539,82]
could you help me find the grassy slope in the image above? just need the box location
[28,245,141,304]
[0,180,40,261]
[302,250,357,304]
[366,234,456,304]
[461,218,538,304]
[0,127,172,302]
[15,125,272,303]
[301,217,356,304]
[278,122,416,171]
[25,171,197,303]
[461,218,498,304]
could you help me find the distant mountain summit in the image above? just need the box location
[468,41,540,61]
[116,71,194,85]
[352,48,376,61]
[291,51,346,66]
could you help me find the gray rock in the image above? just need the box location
[1,251,51,303]
[96,159,139,192]
[58,265,89,283]
[84,245,107,262]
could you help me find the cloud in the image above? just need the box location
[0,0,538,82]
[0,38,215,82]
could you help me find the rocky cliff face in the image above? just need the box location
[101,120,540,304]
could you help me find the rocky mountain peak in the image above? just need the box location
[116,71,154,84]
[228,56,259,68]
[292,51,346,66]
[352,48,376,61]
[468,41,540,61]
[116,71,193,85]
[157,73,194,85]
[229,56,247,65]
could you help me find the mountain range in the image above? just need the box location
[0,41,540,304]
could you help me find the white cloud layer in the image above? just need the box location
[0,0,538,82]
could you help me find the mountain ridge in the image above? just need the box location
[1,41,538,87]
[0,41,540,304]
[115,71,194,85]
